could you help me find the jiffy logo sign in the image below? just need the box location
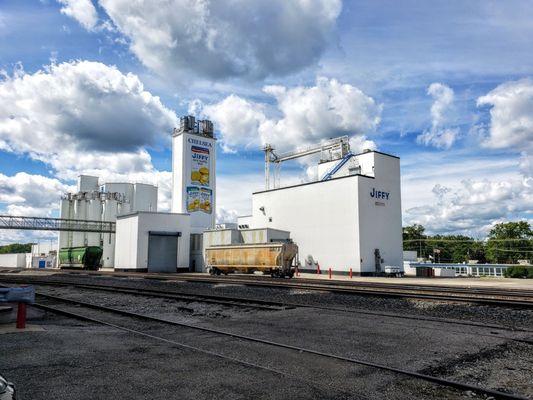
[370,188,390,200]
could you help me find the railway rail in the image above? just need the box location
[27,290,530,400]
[2,278,532,344]
[2,269,533,308]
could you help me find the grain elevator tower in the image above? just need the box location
[171,116,216,232]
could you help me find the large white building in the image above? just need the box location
[238,149,403,275]
[57,114,402,276]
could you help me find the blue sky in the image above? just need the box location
[0,0,532,243]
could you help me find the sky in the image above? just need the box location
[0,0,532,244]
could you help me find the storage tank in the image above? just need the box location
[59,197,74,249]
[103,183,134,215]
[72,197,87,247]
[118,201,131,216]
[101,198,118,268]
[103,183,134,202]
[133,183,158,212]
[86,197,102,246]
[78,175,99,192]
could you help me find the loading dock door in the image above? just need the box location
[147,231,181,273]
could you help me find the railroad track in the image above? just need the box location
[28,291,530,400]
[2,278,532,344]
[0,277,289,311]
[4,270,533,308]
[4,267,533,298]
[161,274,533,298]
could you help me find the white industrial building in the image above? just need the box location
[58,175,158,269]
[238,139,403,275]
[0,242,57,269]
[54,115,403,276]
[114,212,191,272]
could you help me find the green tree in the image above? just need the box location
[403,224,428,258]
[486,221,533,263]
[423,235,479,263]
[0,243,32,254]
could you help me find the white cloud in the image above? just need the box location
[428,83,454,126]
[65,0,341,80]
[201,77,381,154]
[519,152,532,177]
[0,61,178,177]
[404,177,532,236]
[349,135,377,154]
[417,83,459,149]
[58,0,99,30]
[202,95,266,153]
[0,60,181,223]
[477,78,533,150]
[0,172,74,217]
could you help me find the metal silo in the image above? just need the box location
[86,196,102,246]
[59,196,74,249]
[72,195,87,247]
[133,183,158,212]
[102,197,118,269]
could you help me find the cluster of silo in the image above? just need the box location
[58,175,158,269]
[59,191,103,248]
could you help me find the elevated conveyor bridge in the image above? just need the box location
[0,215,115,233]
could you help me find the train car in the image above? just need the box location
[58,246,103,270]
[205,242,298,278]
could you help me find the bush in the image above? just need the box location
[503,266,533,278]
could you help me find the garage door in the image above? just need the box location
[147,232,181,273]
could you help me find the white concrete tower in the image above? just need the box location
[171,116,216,232]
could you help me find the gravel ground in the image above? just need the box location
[0,272,532,399]
[11,273,532,329]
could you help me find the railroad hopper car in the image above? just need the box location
[205,242,298,278]
[58,246,103,270]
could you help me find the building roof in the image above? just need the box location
[352,149,400,160]
[253,172,374,195]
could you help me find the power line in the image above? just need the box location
[490,248,533,253]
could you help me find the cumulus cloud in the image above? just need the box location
[58,0,99,30]
[404,177,533,236]
[417,83,459,149]
[0,172,74,217]
[477,78,533,150]
[202,95,266,153]
[0,61,178,177]
[201,77,381,153]
[60,0,341,80]
[0,60,181,221]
